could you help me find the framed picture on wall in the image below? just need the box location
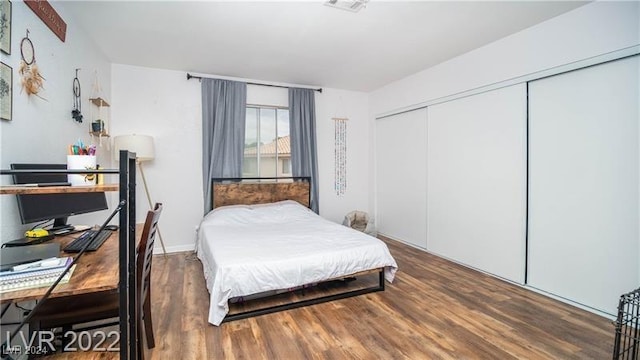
[1,62,12,121]
[0,0,11,55]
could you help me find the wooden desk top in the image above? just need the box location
[0,184,119,195]
[0,225,141,303]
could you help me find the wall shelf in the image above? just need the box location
[89,97,111,143]
[89,131,110,137]
[89,97,110,107]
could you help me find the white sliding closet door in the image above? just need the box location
[427,84,527,283]
[375,109,427,249]
[528,56,639,315]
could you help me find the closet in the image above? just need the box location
[375,55,639,315]
[375,108,427,249]
[426,84,527,284]
[527,56,639,315]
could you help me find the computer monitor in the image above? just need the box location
[11,164,108,231]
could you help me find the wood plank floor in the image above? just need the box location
[144,237,614,359]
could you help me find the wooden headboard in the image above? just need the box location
[212,177,311,209]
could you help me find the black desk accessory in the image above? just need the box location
[2,235,55,247]
[0,243,61,271]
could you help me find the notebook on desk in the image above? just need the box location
[0,265,76,293]
[0,243,60,271]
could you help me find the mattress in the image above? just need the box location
[196,200,398,325]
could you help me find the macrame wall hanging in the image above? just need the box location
[333,117,348,196]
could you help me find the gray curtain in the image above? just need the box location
[289,88,319,213]
[202,78,247,213]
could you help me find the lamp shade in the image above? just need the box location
[113,134,155,162]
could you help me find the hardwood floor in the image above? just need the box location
[145,237,614,359]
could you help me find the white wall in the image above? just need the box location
[370,1,640,116]
[0,2,111,242]
[111,64,370,252]
[316,87,371,224]
[110,65,201,253]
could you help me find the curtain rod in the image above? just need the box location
[186,73,322,93]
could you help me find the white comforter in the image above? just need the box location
[196,200,398,325]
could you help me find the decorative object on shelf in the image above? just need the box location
[18,29,45,99]
[333,117,348,196]
[88,97,109,136]
[0,0,11,55]
[113,134,168,256]
[0,62,11,121]
[91,119,104,132]
[24,0,66,42]
[71,68,83,123]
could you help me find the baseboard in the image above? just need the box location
[525,286,615,320]
[153,243,195,254]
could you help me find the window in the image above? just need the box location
[243,106,290,178]
[282,158,291,175]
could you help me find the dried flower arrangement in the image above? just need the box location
[18,61,45,98]
[18,30,46,99]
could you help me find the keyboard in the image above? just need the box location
[63,229,113,253]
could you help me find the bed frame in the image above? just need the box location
[212,176,311,209]
[210,177,386,323]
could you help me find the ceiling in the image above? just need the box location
[63,1,587,92]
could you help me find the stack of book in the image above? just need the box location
[0,257,75,293]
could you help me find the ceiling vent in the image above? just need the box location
[324,0,369,13]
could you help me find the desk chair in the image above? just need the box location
[28,203,163,358]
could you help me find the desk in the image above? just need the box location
[1,155,139,359]
[0,225,141,304]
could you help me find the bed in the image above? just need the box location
[196,178,398,326]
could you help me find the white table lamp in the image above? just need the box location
[113,134,155,162]
[113,134,167,255]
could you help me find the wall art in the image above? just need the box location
[1,62,12,121]
[334,117,348,196]
[0,0,11,54]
